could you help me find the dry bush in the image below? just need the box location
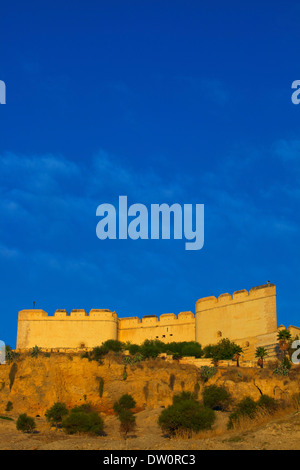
[228,404,295,433]
[288,365,300,381]
[256,368,272,379]
[291,393,300,410]
[222,368,252,383]
[266,360,279,370]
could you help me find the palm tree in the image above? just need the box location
[233,346,243,367]
[255,347,268,368]
[277,329,292,356]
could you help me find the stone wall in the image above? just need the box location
[16,284,279,354]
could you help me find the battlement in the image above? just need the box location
[196,284,276,311]
[118,311,194,328]
[195,284,277,346]
[16,283,279,353]
[18,309,118,321]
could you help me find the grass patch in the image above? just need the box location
[0,415,14,421]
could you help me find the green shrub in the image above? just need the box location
[16,414,36,433]
[257,395,278,413]
[5,401,13,412]
[102,340,123,353]
[203,338,243,362]
[158,400,216,436]
[98,377,104,397]
[31,345,40,358]
[282,356,292,370]
[200,366,218,382]
[80,351,91,360]
[132,353,144,363]
[118,409,136,439]
[9,363,18,390]
[113,394,136,439]
[113,394,136,415]
[123,356,132,365]
[173,391,197,404]
[92,346,106,362]
[227,396,258,429]
[181,342,203,358]
[45,402,68,427]
[128,344,140,355]
[71,403,93,413]
[62,411,104,435]
[273,364,290,376]
[139,340,164,359]
[235,396,258,417]
[0,415,13,421]
[202,385,231,411]
[5,345,17,364]
[172,352,182,360]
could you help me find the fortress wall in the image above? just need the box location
[288,325,300,338]
[195,284,277,346]
[118,312,195,344]
[16,284,279,352]
[16,309,118,349]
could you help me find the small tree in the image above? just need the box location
[118,409,136,439]
[113,394,136,414]
[16,414,36,433]
[45,402,68,428]
[203,338,243,365]
[233,347,243,367]
[113,394,136,439]
[255,347,268,368]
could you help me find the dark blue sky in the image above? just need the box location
[1,1,300,347]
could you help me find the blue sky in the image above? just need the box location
[1,1,300,346]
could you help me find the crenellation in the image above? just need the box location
[16,284,281,357]
[218,293,232,303]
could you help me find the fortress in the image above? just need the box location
[16,283,299,361]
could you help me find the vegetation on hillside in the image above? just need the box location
[113,394,137,439]
[158,391,216,436]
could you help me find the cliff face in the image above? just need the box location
[0,354,299,416]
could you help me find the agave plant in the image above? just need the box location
[31,345,40,358]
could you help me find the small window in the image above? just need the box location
[217,331,222,338]
[162,335,166,338]
[170,334,173,337]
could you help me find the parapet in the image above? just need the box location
[141,315,159,325]
[70,309,87,318]
[196,284,276,311]
[159,313,177,324]
[18,309,49,320]
[178,311,194,320]
[18,308,118,321]
[54,309,68,318]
